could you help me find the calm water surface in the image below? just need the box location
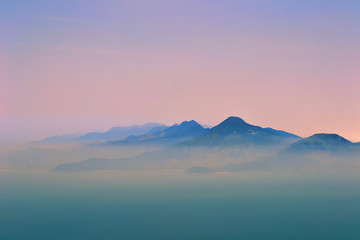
[1,170,360,240]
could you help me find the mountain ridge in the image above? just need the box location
[75,123,168,142]
[105,120,208,146]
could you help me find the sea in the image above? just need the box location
[1,170,360,240]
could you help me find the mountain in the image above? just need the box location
[185,116,300,147]
[75,123,168,142]
[285,133,356,154]
[129,120,207,141]
[53,146,204,172]
[105,120,208,146]
[222,133,360,172]
[39,133,83,143]
[52,124,360,172]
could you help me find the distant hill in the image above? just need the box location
[285,133,355,154]
[75,123,168,142]
[53,147,203,172]
[222,133,360,172]
[105,120,208,146]
[185,116,300,147]
[39,133,84,143]
[185,166,215,174]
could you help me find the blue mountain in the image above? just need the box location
[39,133,83,143]
[222,133,360,172]
[106,120,208,145]
[185,116,300,147]
[285,133,356,154]
[75,123,167,141]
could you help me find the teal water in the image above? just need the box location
[1,170,360,240]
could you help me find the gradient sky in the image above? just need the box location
[1,0,360,143]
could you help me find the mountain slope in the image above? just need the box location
[264,128,300,139]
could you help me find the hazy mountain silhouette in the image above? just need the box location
[50,117,360,172]
[184,116,300,147]
[39,133,84,143]
[75,123,167,142]
[53,117,302,172]
[104,120,208,146]
[53,146,204,172]
[223,133,360,172]
[285,133,356,154]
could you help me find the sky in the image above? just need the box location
[1,0,360,143]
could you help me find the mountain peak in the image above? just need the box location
[306,133,352,145]
[208,116,251,135]
[222,116,247,125]
[179,120,200,127]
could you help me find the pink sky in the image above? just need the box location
[1,1,360,142]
